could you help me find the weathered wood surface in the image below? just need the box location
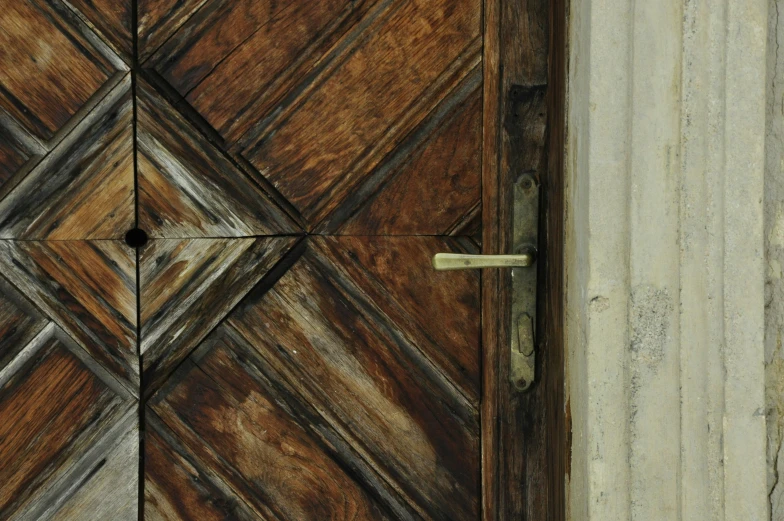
[150,329,395,521]
[0,76,134,240]
[0,316,136,520]
[482,0,566,519]
[67,0,133,63]
[0,0,562,519]
[139,237,295,395]
[146,236,480,521]
[140,0,482,232]
[0,240,138,388]
[136,80,297,238]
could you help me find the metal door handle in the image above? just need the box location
[431,173,540,392]
[432,251,536,271]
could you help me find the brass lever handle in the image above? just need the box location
[432,251,536,271]
[432,172,540,392]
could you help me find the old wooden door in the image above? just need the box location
[0,0,562,519]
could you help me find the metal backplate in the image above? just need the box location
[510,172,539,391]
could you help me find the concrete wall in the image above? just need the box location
[768,1,784,519]
[565,0,769,518]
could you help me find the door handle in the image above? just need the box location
[432,173,540,392]
[432,250,536,270]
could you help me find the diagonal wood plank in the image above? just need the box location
[137,0,209,63]
[318,236,481,406]
[0,76,134,240]
[0,0,125,140]
[143,0,381,145]
[241,0,481,227]
[144,412,258,521]
[0,278,48,372]
[66,0,133,63]
[150,327,395,521]
[0,125,34,194]
[0,325,135,520]
[140,236,297,395]
[227,237,480,521]
[333,86,482,235]
[136,80,299,238]
[0,240,138,388]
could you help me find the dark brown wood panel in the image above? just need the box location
[0,240,138,387]
[0,337,112,514]
[67,0,133,62]
[0,0,121,140]
[0,282,47,370]
[320,236,481,405]
[0,325,135,519]
[137,0,208,63]
[0,127,31,190]
[0,0,563,518]
[140,237,296,395]
[136,80,297,238]
[242,0,480,227]
[227,237,480,521]
[0,76,134,240]
[335,84,482,236]
[144,413,258,521]
[144,0,381,145]
[482,0,566,518]
[151,329,395,521]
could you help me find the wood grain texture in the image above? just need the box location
[137,0,208,63]
[227,237,480,521]
[136,80,298,238]
[320,236,481,405]
[482,0,566,519]
[0,326,134,519]
[0,76,134,240]
[140,237,296,395]
[144,0,381,145]
[0,280,47,372]
[144,413,258,521]
[140,0,482,231]
[0,240,138,388]
[328,76,482,236]
[151,328,394,521]
[544,0,568,514]
[242,0,481,227]
[0,126,32,190]
[48,419,138,521]
[0,0,122,140]
[0,1,564,518]
[66,0,132,62]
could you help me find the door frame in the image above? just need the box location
[482,0,567,519]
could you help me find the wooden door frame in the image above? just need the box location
[482,0,566,518]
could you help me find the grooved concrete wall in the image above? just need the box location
[566,0,769,518]
[767,1,784,519]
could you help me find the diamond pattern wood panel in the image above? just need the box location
[0,1,487,519]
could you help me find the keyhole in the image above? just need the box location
[124,228,148,248]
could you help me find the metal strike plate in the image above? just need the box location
[510,172,539,391]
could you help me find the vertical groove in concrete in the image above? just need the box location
[567,0,768,519]
[680,0,729,519]
[723,0,768,518]
[628,1,683,518]
[765,0,784,519]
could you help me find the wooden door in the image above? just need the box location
[0,0,563,520]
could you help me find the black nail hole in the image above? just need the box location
[125,228,148,248]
